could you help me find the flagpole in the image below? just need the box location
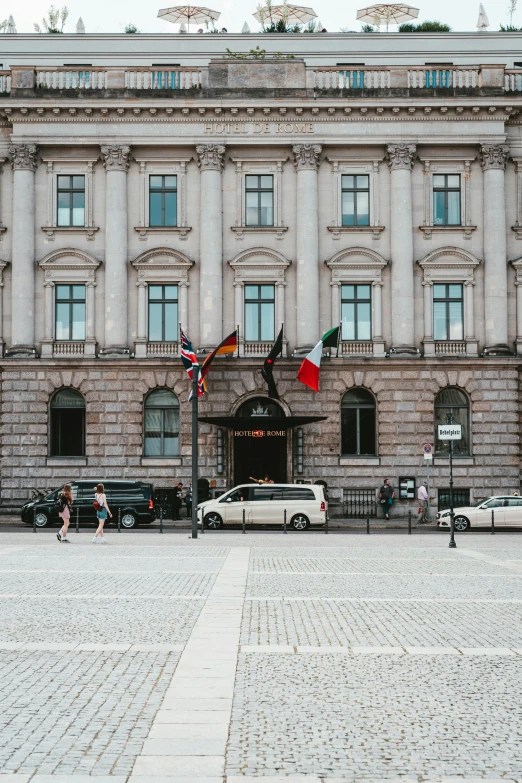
[191,372,199,540]
[336,321,341,358]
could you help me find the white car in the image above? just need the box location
[197,483,327,531]
[437,495,522,531]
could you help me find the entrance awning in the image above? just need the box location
[198,415,327,430]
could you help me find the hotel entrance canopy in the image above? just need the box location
[198,416,327,430]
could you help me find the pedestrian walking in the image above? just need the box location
[379,479,395,520]
[92,483,112,543]
[185,481,193,519]
[173,481,184,520]
[56,483,73,543]
[417,481,430,523]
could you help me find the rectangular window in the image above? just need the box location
[433,174,461,225]
[57,175,85,227]
[149,175,177,227]
[148,284,178,342]
[55,284,86,341]
[245,175,274,227]
[433,283,464,341]
[341,175,370,226]
[341,284,372,341]
[244,284,275,342]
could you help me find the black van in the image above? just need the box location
[21,481,156,529]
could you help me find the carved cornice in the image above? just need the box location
[9,144,38,171]
[132,247,194,269]
[38,247,101,268]
[101,144,131,171]
[293,144,322,170]
[229,247,292,269]
[196,144,226,171]
[326,246,388,270]
[386,143,416,171]
[480,144,510,171]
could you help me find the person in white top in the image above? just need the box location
[92,483,112,543]
[417,481,430,524]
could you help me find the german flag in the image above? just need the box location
[201,330,238,390]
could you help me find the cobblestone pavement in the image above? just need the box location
[1,531,522,781]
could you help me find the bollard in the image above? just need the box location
[76,506,79,534]
[408,509,412,535]
[160,504,163,534]
[366,515,370,535]
[283,508,287,534]
[491,508,495,535]
[33,506,36,533]
[325,511,329,535]
[242,508,246,534]
[118,507,121,533]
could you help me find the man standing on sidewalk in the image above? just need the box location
[417,481,430,524]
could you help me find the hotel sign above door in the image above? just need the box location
[203,122,315,135]
[234,429,286,437]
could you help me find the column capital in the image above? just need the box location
[43,280,55,288]
[9,144,38,172]
[386,144,416,171]
[136,279,148,288]
[463,279,475,287]
[85,280,97,288]
[101,144,131,172]
[293,144,322,170]
[480,144,510,171]
[421,279,433,287]
[371,279,384,287]
[196,143,226,171]
[233,280,244,288]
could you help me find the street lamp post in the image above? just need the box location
[447,409,456,549]
[191,373,199,540]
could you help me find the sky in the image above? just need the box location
[1,0,518,35]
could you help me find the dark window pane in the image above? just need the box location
[342,388,374,405]
[433,175,445,188]
[260,190,273,226]
[56,285,70,300]
[164,191,177,226]
[260,175,273,189]
[149,191,163,226]
[341,302,355,341]
[342,192,355,225]
[342,175,354,188]
[282,487,314,500]
[164,302,178,341]
[433,284,446,300]
[57,175,72,189]
[433,191,446,225]
[252,486,283,501]
[260,285,274,300]
[359,407,376,454]
[57,192,71,226]
[245,191,259,226]
[51,408,85,457]
[356,175,369,188]
[341,408,357,455]
[448,284,462,299]
[342,285,355,300]
[449,301,464,340]
[245,302,258,341]
[436,387,468,407]
[356,302,371,340]
[164,285,178,300]
[260,302,275,341]
[447,174,460,188]
[447,191,461,224]
[433,301,447,341]
[357,285,371,300]
[148,303,163,341]
[147,388,178,407]
[356,191,370,225]
[244,285,259,300]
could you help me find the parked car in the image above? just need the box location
[21,480,156,529]
[197,483,327,531]
[437,495,522,531]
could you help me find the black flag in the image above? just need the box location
[261,326,284,400]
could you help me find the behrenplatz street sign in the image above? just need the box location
[437,424,462,440]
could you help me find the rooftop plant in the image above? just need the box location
[34,5,69,33]
[398,20,452,31]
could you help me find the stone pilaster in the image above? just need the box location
[197,143,225,350]
[386,143,418,356]
[99,144,131,357]
[480,144,511,355]
[6,144,38,357]
[293,144,322,352]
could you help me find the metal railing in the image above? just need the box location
[343,488,377,518]
[124,69,202,89]
[438,487,470,511]
[37,69,108,89]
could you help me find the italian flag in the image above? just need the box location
[296,327,340,392]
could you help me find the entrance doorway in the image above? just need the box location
[233,397,287,485]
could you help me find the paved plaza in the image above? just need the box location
[0,530,522,782]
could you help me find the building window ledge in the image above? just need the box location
[46,457,87,466]
[41,226,99,241]
[141,457,182,467]
[328,225,384,240]
[232,226,288,240]
[241,340,286,358]
[419,225,476,240]
[134,226,192,240]
[340,456,380,466]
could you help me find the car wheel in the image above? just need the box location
[204,512,223,530]
[34,511,49,528]
[121,512,137,529]
[291,514,310,531]
[454,515,469,532]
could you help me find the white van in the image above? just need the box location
[197,483,327,531]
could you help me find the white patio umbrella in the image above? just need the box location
[356,3,419,30]
[6,15,17,33]
[476,3,489,31]
[242,21,251,32]
[76,17,85,33]
[157,5,221,32]
[254,3,317,27]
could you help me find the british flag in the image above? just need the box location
[180,329,204,399]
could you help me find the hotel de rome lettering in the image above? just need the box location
[1,32,522,515]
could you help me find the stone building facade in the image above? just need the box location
[1,34,522,514]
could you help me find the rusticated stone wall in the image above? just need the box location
[0,358,520,516]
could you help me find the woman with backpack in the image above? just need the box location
[92,483,112,544]
[57,484,73,543]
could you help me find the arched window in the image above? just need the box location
[434,387,470,456]
[50,389,85,457]
[341,388,376,456]
[144,389,180,457]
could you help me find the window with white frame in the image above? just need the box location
[341,284,372,341]
[57,175,86,227]
[341,175,370,226]
[55,284,86,341]
[232,158,287,231]
[134,158,190,236]
[244,284,275,342]
[148,284,178,342]
[327,157,383,235]
[433,174,461,226]
[419,157,475,234]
